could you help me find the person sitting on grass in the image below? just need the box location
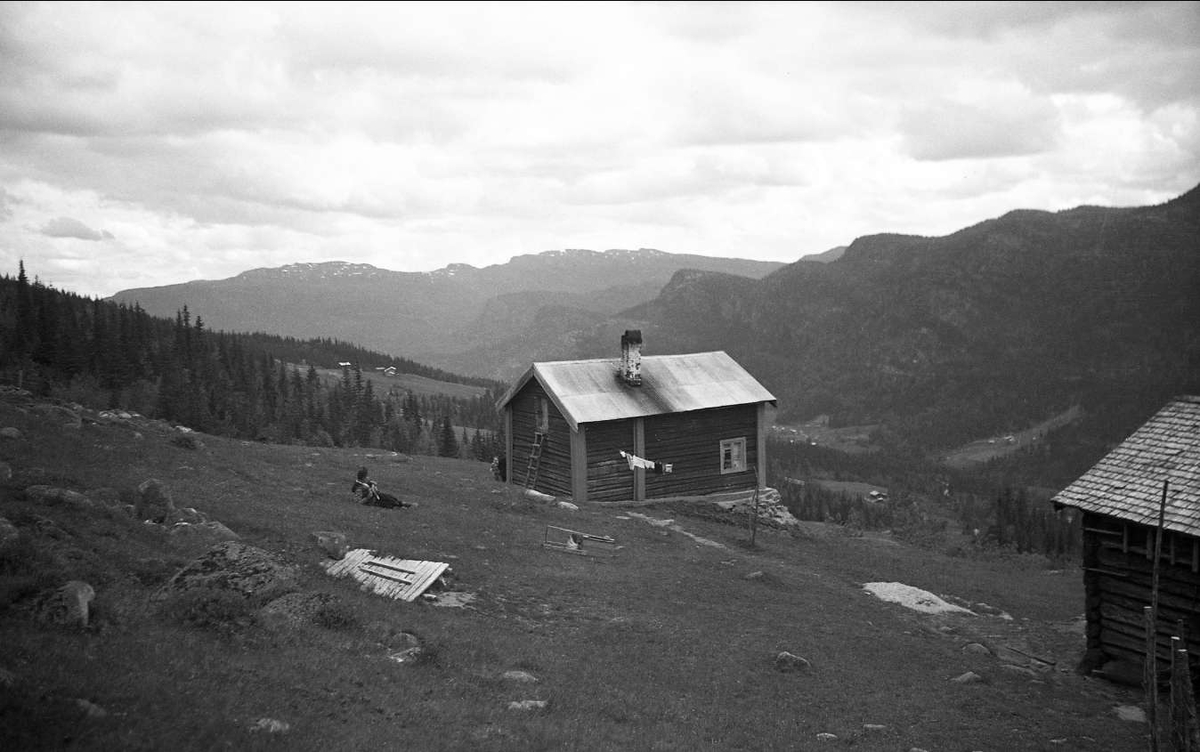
[351,466,414,509]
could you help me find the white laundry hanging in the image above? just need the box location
[619,450,657,471]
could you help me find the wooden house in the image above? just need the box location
[496,331,776,503]
[1052,395,1200,675]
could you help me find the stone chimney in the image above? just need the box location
[619,330,642,386]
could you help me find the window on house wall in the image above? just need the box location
[536,396,550,434]
[720,437,747,474]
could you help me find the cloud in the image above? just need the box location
[0,188,15,221]
[900,94,1061,161]
[0,2,1197,300]
[40,216,113,241]
[39,214,112,241]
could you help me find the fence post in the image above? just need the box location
[749,467,760,547]
[1172,637,1185,752]
[1147,606,1160,752]
[1170,638,1199,752]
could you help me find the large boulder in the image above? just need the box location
[311,531,348,560]
[35,580,95,628]
[25,485,94,510]
[136,479,176,522]
[33,404,82,430]
[155,541,299,606]
[169,521,240,547]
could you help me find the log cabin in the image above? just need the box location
[496,331,776,503]
[1052,395,1200,677]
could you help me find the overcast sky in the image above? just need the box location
[1,1,1197,299]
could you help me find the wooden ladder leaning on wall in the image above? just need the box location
[524,431,546,489]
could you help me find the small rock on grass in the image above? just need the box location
[1114,705,1146,723]
[775,651,811,672]
[75,699,108,718]
[249,718,290,733]
[388,647,424,664]
[502,670,538,683]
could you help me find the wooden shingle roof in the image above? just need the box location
[1053,395,1200,536]
[496,351,776,432]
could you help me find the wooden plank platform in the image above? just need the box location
[323,548,449,602]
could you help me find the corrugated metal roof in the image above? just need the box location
[1053,395,1200,536]
[498,351,776,431]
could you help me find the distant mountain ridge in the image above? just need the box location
[615,185,1200,451]
[108,248,785,367]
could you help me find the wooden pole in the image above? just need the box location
[749,467,760,547]
[1148,607,1160,752]
[1146,480,1170,752]
[1173,636,1184,752]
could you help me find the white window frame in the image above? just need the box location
[720,437,747,474]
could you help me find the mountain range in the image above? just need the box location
[109,249,785,372]
[626,185,1200,450]
[110,186,1200,452]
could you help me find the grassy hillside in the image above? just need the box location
[0,389,1146,750]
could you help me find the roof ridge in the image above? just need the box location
[533,351,727,367]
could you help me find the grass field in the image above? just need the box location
[940,407,1085,469]
[0,392,1147,751]
[310,367,492,400]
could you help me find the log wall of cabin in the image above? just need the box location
[508,381,573,498]
[1081,511,1200,671]
[644,405,759,498]
[584,419,635,501]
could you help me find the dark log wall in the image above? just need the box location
[644,405,758,498]
[1081,511,1200,671]
[585,419,634,502]
[508,381,573,497]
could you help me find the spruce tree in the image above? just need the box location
[438,415,458,457]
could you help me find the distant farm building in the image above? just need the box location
[1052,395,1200,676]
[496,331,776,503]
